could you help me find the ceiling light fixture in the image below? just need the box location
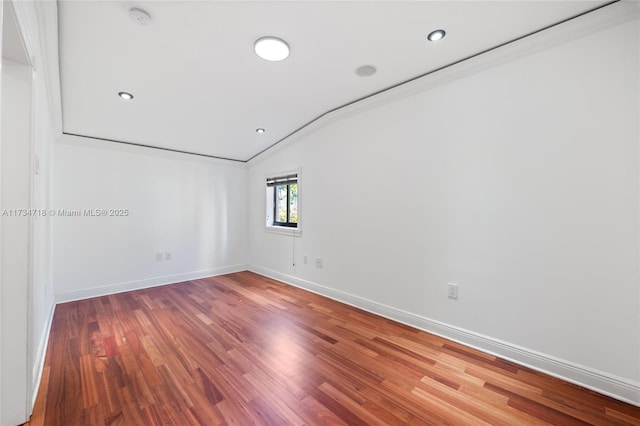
[254,36,290,61]
[427,29,446,42]
[118,91,134,100]
[256,128,265,134]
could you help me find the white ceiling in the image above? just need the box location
[59,1,609,162]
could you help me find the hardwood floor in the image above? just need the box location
[26,271,640,425]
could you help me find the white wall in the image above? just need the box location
[248,16,640,403]
[1,57,32,426]
[0,1,59,423]
[54,134,248,301]
[30,51,56,406]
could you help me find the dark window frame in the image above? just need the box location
[267,174,298,228]
[273,184,297,228]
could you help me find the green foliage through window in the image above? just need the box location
[268,174,298,228]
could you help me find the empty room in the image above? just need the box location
[1,0,639,424]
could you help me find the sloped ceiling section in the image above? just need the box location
[59,1,610,162]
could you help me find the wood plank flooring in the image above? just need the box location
[26,271,640,425]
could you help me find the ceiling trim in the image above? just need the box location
[246,0,619,163]
[61,132,246,163]
[61,0,620,164]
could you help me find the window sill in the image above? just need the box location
[264,225,303,237]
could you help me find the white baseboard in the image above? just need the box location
[31,300,55,409]
[249,265,640,407]
[55,264,249,303]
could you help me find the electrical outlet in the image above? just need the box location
[303,254,308,264]
[315,258,323,269]
[448,283,458,300]
[165,252,172,260]
[155,253,163,261]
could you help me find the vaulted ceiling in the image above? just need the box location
[59,1,609,162]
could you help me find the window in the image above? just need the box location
[267,174,298,228]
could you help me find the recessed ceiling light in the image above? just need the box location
[118,92,134,100]
[356,65,377,77]
[256,128,265,134]
[427,29,446,42]
[254,37,290,61]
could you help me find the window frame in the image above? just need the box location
[265,169,302,236]
[273,182,298,228]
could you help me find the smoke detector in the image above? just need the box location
[356,65,377,77]
[129,8,152,26]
